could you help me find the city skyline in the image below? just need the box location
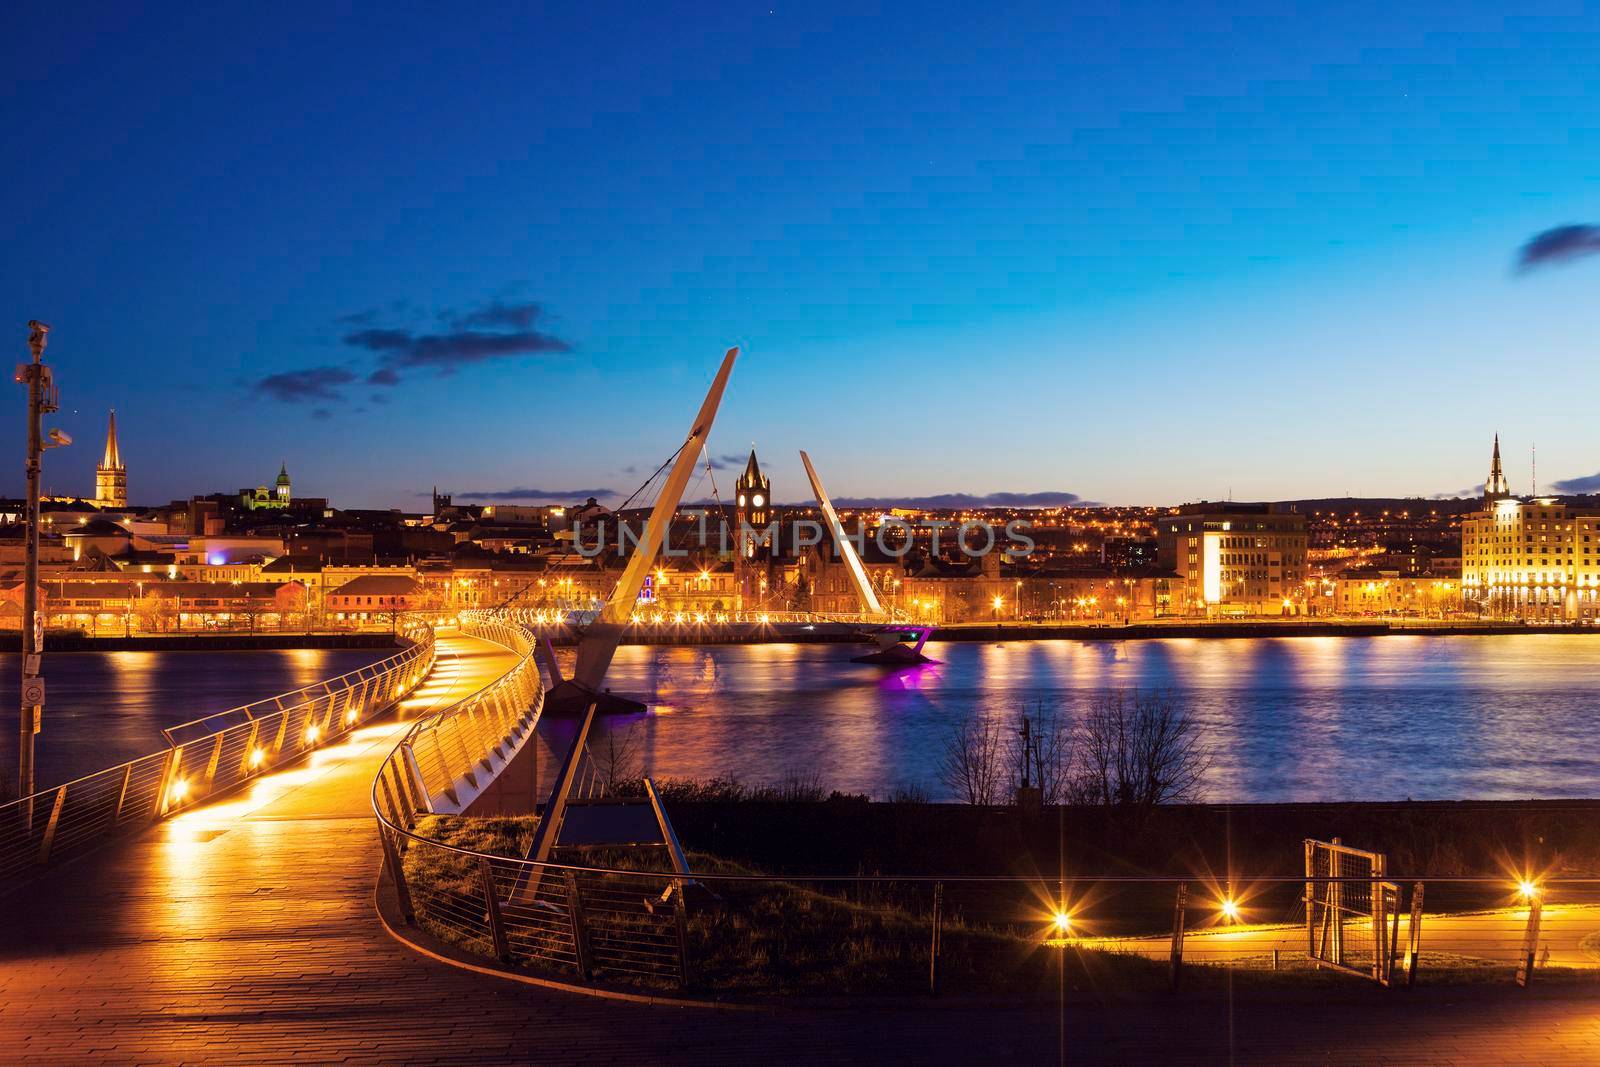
[5,4,1600,509]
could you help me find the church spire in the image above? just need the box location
[95,409,128,509]
[1485,433,1510,506]
[102,409,122,470]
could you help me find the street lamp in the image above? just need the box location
[16,320,67,812]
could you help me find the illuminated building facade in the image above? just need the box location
[1461,439,1600,620]
[240,463,292,510]
[1157,503,1308,615]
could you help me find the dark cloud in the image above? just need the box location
[311,407,332,420]
[448,300,545,330]
[455,487,617,501]
[346,326,570,369]
[1516,225,1600,272]
[831,491,1093,509]
[255,366,357,402]
[367,367,401,386]
[1550,472,1600,494]
[1429,485,1484,500]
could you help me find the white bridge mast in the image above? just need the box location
[546,346,740,712]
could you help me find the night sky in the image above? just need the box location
[3,3,1598,509]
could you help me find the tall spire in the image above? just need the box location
[102,409,122,471]
[743,448,762,483]
[1485,433,1509,506]
[95,409,128,509]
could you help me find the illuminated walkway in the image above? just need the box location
[2,632,1599,1063]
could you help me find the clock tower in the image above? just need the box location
[735,449,771,560]
[734,450,772,610]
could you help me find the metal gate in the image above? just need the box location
[1305,838,1401,985]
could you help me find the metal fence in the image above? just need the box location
[0,619,436,889]
[372,829,1600,998]
[373,608,543,821]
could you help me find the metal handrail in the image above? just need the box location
[0,619,437,889]
[161,622,433,744]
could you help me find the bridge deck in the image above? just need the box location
[2,631,1598,1064]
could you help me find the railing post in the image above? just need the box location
[379,770,409,829]
[270,708,291,755]
[480,858,511,962]
[35,785,67,865]
[239,721,262,776]
[1516,894,1544,988]
[402,742,434,813]
[673,879,693,990]
[928,880,943,997]
[378,825,415,924]
[153,746,182,820]
[1168,882,1187,993]
[202,731,226,788]
[1405,881,1424,989]
[113,762,133,824]
[563,870,593,981]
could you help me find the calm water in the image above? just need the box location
[0,649,391,790]
[578,635,1600,803]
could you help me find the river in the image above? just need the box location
[579,633,1600,802]
[7,635,1600,803]
[0,648,393,791]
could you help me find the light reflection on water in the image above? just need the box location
[0,649,391,789]
[587,635,1600,802]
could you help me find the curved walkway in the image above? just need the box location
[2,630,1599,1064]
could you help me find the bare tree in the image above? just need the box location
[1070,689,1211,818]
[939,715,1007,805]
[1011,701,1077,805]
[588,721,645,791]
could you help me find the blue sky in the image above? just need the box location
[2,2,1597,509]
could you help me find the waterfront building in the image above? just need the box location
[1330,570,1460,616]
[1157,503,1309,615]
[326,574,422,621]
[94,410,127,510]
[1460,438,1600,621]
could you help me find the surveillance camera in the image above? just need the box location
[48,428,71,446]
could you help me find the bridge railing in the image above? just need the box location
[0,619,436,889]
[374,609,543,820]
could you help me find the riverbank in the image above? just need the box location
[534,618,1583,646]
[0,631,402,652]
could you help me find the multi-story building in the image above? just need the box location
[1157,503,1309,616]
[1461,437,1600,621]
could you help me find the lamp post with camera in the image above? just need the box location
[15,320,70,815]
